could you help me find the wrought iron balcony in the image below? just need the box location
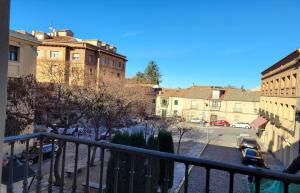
[265,111,270,120]
[258,109,265,117]
[3,133,300,193]
[270,113,275,124]
[274,115,281,128]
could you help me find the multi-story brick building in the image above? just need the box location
[156,86,260,124]
[32,29,126,87]
[258,48,300,166]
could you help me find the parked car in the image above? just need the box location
[190,118,201,123]
[232,122,251,129]
[210,120,230,127]
[242,148,265,167]
[239,138,260,150]
[21,143,59,165]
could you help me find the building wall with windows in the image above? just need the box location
[259,48,300,167]
[8,30,40,77]
[33,29,127,87]
[156,86,260,124]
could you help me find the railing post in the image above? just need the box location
[59,141,66,193]
[129,155,135,193]
[36,136,44,193]
[85,145,91,193]
[22,139,30,193]
[113,152,120,193]
[98,147,105,193]
[7,142,14,193]
[48,139,55,193]
[184,163,189,193]
[162,160,170,193]
[145,158,152,193]
[71,143,79,193]
[229,172,234,193]
[205,167,210,193]
[255,176,260,193]
[0,0,10,192]
[283,181,289,193]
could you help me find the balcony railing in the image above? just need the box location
[270,113,275,124]
[3,132,300,193]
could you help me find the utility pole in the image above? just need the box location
[0,0,10,190]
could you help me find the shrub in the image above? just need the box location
[158,129,174,190]
[146,135,160,193]
[106,131,147,193]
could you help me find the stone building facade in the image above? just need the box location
[259,48,300,166]
[156,86,260,124]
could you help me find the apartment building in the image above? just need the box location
[32,29,126,87]
[8,30,40,77]
[156,86,260,124]
[258,49,300,166]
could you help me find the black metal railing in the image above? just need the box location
[270,113,275,124]
[3,132,300,193]
[259,109,265,117]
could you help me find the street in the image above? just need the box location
[179,126,283,193]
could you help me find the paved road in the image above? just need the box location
[179,126,265,193]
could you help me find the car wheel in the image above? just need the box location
[28,159,34,165]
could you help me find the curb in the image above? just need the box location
[173,140,210,193]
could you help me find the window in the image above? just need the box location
[161,109,167,117]
[51,65,59,74]
[161,98,168,107]
[101,57,106,65]
[117,73,121,79]
[72,53,80,61]
[211,100,218,107]
[37,50,41,58]
[173,110,178,116]
[89,68,93,75]
[174,100,178,105]
[191,100,198,109]
[111,60,115,67]
[118,62,122,68]
[50,51,59,59]
[289,105,295,121]
[88,55,93,64]
[8,45,19,61]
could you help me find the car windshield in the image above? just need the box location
[243,139,257,145]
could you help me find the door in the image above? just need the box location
[210,114,218,122]
[161,109,167,117]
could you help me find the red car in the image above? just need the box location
[210,120,230,127]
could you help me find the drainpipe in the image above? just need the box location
[0,0,10,189]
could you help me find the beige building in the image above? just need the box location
[32,29,127,87]
[8,30,40,77]
[156,86,260,124]
[258,48,300,166]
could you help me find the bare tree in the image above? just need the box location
[173,122,192,154]
[35,59,95,185]
[5,75,36,136]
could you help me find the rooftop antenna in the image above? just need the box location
[49,22,55,36]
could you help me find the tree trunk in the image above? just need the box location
[177,133,184,154]
[90,127,99,166]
